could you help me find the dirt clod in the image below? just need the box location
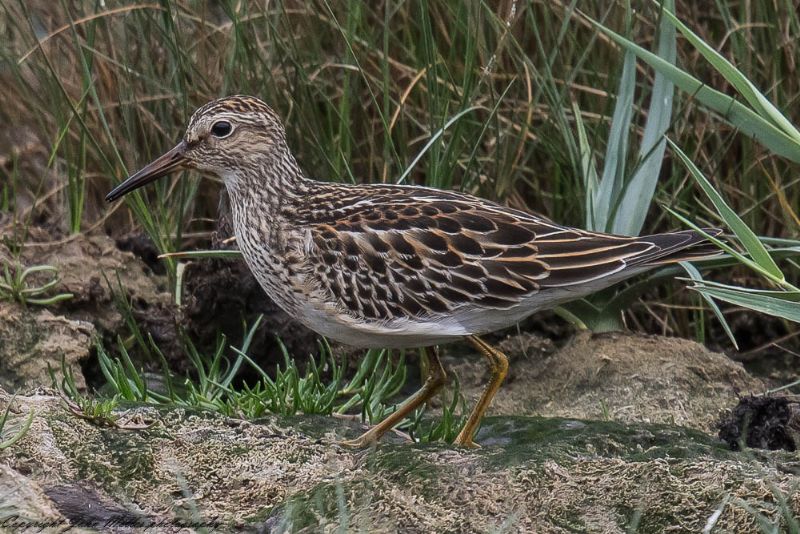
[449,331,765,432]
[114,232,165,275]
[182,257,321,366]
[0,302,94,391]
[717,395,800,451]
[5,231,172,334]
[0,231,175,390]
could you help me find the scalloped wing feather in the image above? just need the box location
[299,184,720,325]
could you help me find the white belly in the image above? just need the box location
[283,265,654,349]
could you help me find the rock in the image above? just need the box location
[1,387,798,532]
[0,464,83,533]
[0,302,94,392]
[447,332,764,433]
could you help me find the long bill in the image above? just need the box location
[105,141,189,202]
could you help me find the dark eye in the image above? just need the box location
[211,121,233,138]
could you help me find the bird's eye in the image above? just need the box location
[211,121,233,138]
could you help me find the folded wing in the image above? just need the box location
[301,186,719,322]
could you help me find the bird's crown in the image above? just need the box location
[184,95,286,145]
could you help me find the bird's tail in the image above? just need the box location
[640,228,723,266]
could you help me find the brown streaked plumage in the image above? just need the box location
[106,95,721,448]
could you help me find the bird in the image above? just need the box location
[106,95,721,448]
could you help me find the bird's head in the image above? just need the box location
[106,95,288,202]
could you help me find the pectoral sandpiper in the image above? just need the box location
[107,95,720,447]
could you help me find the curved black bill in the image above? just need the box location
[105,141,188,202]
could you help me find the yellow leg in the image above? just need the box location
[454,335,509,448]
[341,347,447,447]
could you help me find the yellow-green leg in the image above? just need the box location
[454,335,509,448]
[342,347,447,447]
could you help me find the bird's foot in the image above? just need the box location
[453,431,482,449]
[337,421,415,448]
[338,436,376,448]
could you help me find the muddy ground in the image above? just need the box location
[2,384,799,532]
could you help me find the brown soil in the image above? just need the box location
[4,230,172,334]
[0,230,173,390]
[0,303,94,391]
[447,331,765,433]
[182,256,320,367]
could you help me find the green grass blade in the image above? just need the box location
[394,105,484,185]
[667,138,784,282]
[691,283,800,323]
[0,407,33,450]
[611,0,676,236]
[659,5,800,144]
[592,41,635,232]
[665,208,783,283]
[680,261,738,349]
[158,250,244,261]
[592,20,800,163]
[572,101,600,230]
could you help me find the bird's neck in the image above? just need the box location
[224,148,313,268]
[225,148,311,217]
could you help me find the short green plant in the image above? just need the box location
[65,311,466,443]
[0,398,33,450]
[408,376,468,443]
[0,261,73,307]
[49,355,121,426]
[333,347,405,423]
[219,334,347,418]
